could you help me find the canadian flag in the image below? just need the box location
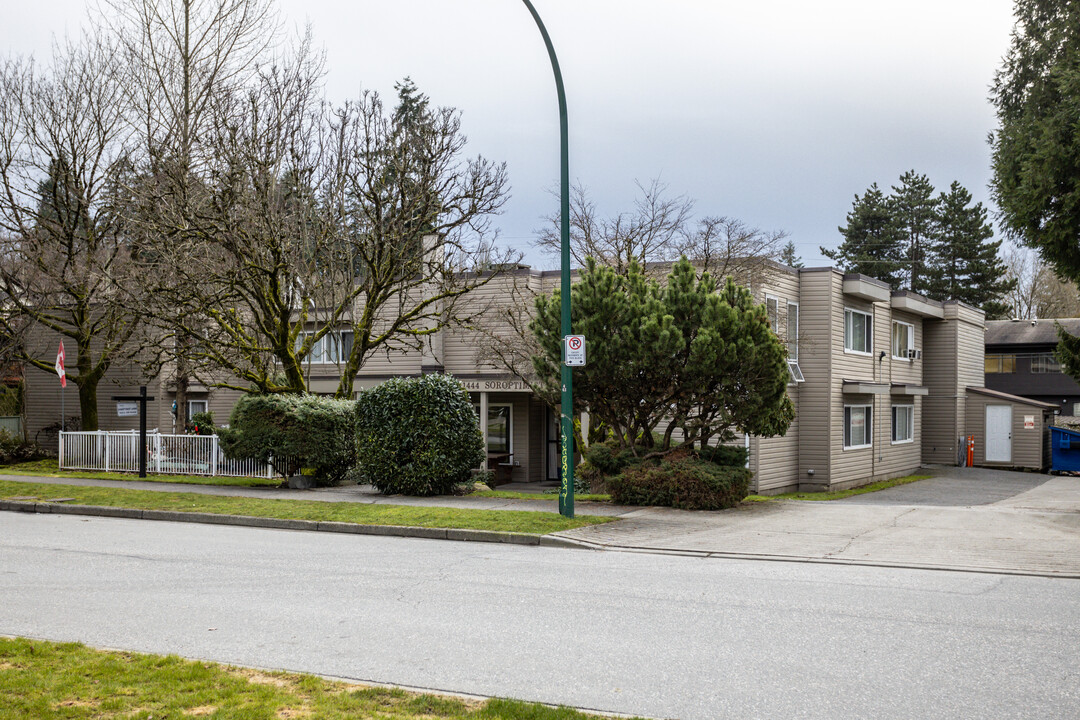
[55,341,66,388]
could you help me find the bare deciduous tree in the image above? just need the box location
[1003,245,1080,319]
[100,0,281,423]
[0,35,143,430]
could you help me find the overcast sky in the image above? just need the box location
[3,0,1019,270]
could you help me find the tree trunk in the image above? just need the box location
[78,380,99,432]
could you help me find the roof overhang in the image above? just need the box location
[891,383,929,396]
[843,274,891,303]
[890,292,945,319]
[843,380,891,395]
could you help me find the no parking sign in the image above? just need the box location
[564,335,586,366]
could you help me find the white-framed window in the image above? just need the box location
[297,330,354,364]
[473,403,513,459]
[187,399,208,420]
[786,302,799,361]
[892,320,914,360]
[891,404,914,444]
[1031,353,1061,374]
[844,308,873,355]
[766,295,780,334]
[843,404,873,449]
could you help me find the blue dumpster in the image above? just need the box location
[1050,426,1080,473]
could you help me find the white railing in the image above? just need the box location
[59,431,275,479]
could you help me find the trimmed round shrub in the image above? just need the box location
[355,374,485,496]
[219,394,356,486]
[608,452,752,510]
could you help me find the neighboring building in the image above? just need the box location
[984,318,1080,417]
[28,262,1043,491]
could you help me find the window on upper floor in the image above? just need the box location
[844,309,872,355]
[786,302,799,361]
[297,330,354,364]
[1031,352,1061,374]
[766,295,780,334]
[985,354,1016,374]
[892,321,914,360]
[843,404,872,449]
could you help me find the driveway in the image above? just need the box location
[835,466,1051,506]
[556,467,1080,576]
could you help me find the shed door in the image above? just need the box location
[985,405,1012,463]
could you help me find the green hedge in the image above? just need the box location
[355,374,485,496]
[219,394,355,486]
[608,454,752,510]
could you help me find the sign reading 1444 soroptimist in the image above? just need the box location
[564,335,586,366]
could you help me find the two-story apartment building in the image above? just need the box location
[984,318,1080,417]
[25,261,1014,492]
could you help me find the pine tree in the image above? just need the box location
[889,170,938,295]
[822,184,905,288]
[925,182,1015,319]
[779,240,803,268]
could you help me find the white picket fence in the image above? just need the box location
[59,431,275,479]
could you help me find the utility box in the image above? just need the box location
[1051,426,1080,473]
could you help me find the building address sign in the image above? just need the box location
[461,379,531,392]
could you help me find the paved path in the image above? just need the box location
[4,467,1080,576]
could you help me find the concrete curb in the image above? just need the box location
[0,500,594,550]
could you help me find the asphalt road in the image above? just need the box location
[2,513,1078,720]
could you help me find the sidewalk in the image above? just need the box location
[4,470,1080,578]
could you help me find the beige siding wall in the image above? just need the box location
[965,394,1049,470]
[752,389,800,493]
[921,317,960,463]
[829,274,883,487]
[797,270,834,485]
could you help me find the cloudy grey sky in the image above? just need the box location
[3,0,1019,269]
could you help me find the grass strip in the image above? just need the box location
[744,474,933,502]
[0,459,280,487]
[0,637,645,720]
[472,490,612,503]
[0,480,611,534]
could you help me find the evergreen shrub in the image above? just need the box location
[354,374,485,496]
[219,394,356,486]
[697,444,749,467]
[0,429,45,465]
[608,451,752,510]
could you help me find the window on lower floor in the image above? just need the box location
[843,405,872,449]
[891,404,914,443]
[187,399,208,420]
[473,404,512,457]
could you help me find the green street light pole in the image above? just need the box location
[520,0,574,517]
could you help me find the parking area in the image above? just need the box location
[836,466,1052,506]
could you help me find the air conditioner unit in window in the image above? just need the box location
[907,349,922,360]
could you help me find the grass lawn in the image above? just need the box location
[744,474,933,502]
[0,637,644,720]
[472,490,612,503]
[0,458,281,487]
[0,480,611,534]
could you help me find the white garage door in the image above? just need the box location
[985,405,1012,463]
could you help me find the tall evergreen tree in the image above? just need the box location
[990,1,1080,380]
[822,183,905,287]
[889,170,938,295]
[779,240,803,268]
[925,182,1014,319]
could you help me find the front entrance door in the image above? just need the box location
[985,405,1012,463]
